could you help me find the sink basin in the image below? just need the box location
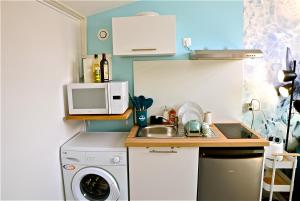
[137,125,185,138]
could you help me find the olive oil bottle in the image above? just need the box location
[92,54,101,82]
[100,53,109,82]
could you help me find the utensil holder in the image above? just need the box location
[136,110,147,127]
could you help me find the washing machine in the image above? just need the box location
[60,132,128,201]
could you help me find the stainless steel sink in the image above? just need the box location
[137,125,185,138]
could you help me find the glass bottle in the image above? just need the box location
[92,54,101,82]
[100,53,109,82]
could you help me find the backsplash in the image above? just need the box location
[134,60,243,122]
[243,0,300,150]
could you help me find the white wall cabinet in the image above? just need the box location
[112,15,176,56]
[128,147,198,200]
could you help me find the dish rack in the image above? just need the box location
[183,127,217,137]
[263,152,300,201]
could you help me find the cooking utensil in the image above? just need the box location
[138,95,146,110]
[131,95,153,111]
[138,95,146,102]
[129,94,137,108]
[130,94,140,110]
[143,98,153,109]
[133,96,141,110]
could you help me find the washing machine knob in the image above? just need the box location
[113,156,120,164]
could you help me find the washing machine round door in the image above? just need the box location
[72,167,120,201]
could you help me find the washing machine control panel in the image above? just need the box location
[113,156,121,163]
[61,151,84,164]
[61,150,127,165]
[85,151,127,165]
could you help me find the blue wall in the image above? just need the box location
[87,1,243,132]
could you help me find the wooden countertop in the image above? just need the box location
[125,123,269,147]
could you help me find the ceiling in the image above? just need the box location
[60,0,136,16]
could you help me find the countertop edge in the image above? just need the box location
[125,123,269,147]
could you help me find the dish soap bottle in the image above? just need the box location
[100,53,109,82]
[92,54,101,82]
[163,106,169,123]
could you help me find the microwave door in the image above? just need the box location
[68,84,109,114]
[108,81,129,114]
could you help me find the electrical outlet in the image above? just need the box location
[183,38,192,48]
[248,99,261,111]
[248,103,254,111]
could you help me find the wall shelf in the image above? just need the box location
[64,108,133,121]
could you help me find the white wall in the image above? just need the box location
[1,1,82,200]
[134,60,243,122]
[0,1,2,199]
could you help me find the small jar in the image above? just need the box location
[203,112,212,125]
[201,122,210,135]
[168,108,176,124]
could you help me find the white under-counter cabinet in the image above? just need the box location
[112,15,176,56]
[128,147,198,200]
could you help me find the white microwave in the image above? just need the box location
[67,81,128,114]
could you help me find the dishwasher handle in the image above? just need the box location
[199,147,264,159]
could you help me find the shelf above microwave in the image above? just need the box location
[64,108,133,121]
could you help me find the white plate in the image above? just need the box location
[178,102,204,119]
[182,111,202,125]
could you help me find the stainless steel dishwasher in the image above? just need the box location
[198,147,264,201]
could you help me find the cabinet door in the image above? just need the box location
[112,15,176,56]
[129,147,198,200]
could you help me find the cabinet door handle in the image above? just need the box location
[149,149,177,154]
[132,48,157,51]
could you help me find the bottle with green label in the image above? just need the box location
[100,53,109,82]
[92,54,101,82]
